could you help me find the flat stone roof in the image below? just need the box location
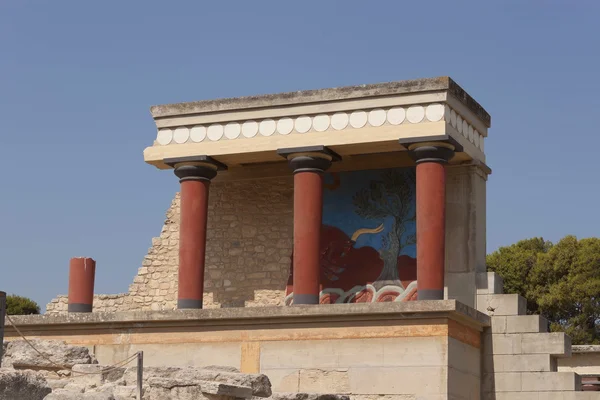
[7,300,489,330]
[150,76,491,128]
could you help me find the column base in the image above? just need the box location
[177,299,203,309]
[417,289,444,300]
[293,294,319,305]
[68,303,93,313]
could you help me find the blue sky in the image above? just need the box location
[1,1,598,309]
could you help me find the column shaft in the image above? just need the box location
[178,179,210,309]
[68,257,96,312]
[293,171,324,305]
[416,161,447,300]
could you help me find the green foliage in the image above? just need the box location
[487,236,600,344]
[5,294,40,315]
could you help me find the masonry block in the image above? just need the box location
[477,272,504,295]
[484,354,553,373]
[521,372,581,392]
[521,332,571,357]
[506,315,549,334]
[483,333,522,355]
[477,293,526,316]
[491,317,507,334]
[482,372,522,393]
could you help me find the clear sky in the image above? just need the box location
[1,1,598,310]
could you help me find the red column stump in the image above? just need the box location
[68,257,96,312]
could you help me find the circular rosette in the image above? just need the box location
[319,288,345,304]
[344,284,376,303]
[374,285,403,302]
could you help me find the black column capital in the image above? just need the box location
[407,142,455,165]
[164,155,226,182]
[277,145,341,174]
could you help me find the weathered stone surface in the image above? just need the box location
[5,340,97,369]
[199,380,253,397]
[145,377,203,400]
[45,390,115,400]
[112,385,136,400]
[122,366,272,397]
[0,368,52,400]
[71,364,125,387]
[268,394,350,400]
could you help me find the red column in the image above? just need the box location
[416,162,447,300]
[68,257,96,312]
[178,178,210,309]
[172,160,220,309]
[293,171,324,305]
[277,147,339,305]
[408,142,454,300]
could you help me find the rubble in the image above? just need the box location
[0,339,348,400]
[0,368,52,400]
[3,339,97,370]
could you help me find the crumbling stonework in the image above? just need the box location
[1,339,346,400]
[47,177,294,314]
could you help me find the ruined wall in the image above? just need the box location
[46,164,487,314]
[46,177,294,314]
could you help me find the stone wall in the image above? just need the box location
[46,164,488,314]
[47,177,294,314]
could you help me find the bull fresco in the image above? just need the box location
[285,167,417,304]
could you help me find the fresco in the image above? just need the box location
[285,167,418,304]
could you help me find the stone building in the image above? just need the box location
[7,77,598,399]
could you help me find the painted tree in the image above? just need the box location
[352,169,416,288]
[488,236,600,345]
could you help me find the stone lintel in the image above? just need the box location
[6,300,489,333]
[144,77,490,173]
[150,76,491,128]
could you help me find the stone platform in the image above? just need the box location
[6,301,488,399]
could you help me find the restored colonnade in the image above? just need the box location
[169,141,455,308]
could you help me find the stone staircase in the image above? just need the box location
[476,272,599,399]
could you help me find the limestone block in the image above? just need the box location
[521,332,571,357]
[261,368,300,392]
[45,391,115,400]
[490,317,507,334]
[447,367,480,399]
[482,372,522,393]
[347,366,447,395]
[298,369,350,394]
[521,372,581,392]
[447,337,480,377]
[0,368,52,400]
[477,293,526,316]
[484,354,553,373]
[269,394,350,400]
[493,391,597,400]
[260,337,447,370]
[4,340,97,369]
[476,272,504,295]
[445,272,476,308]
[506,315,549,334]
[483,333,522,355]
